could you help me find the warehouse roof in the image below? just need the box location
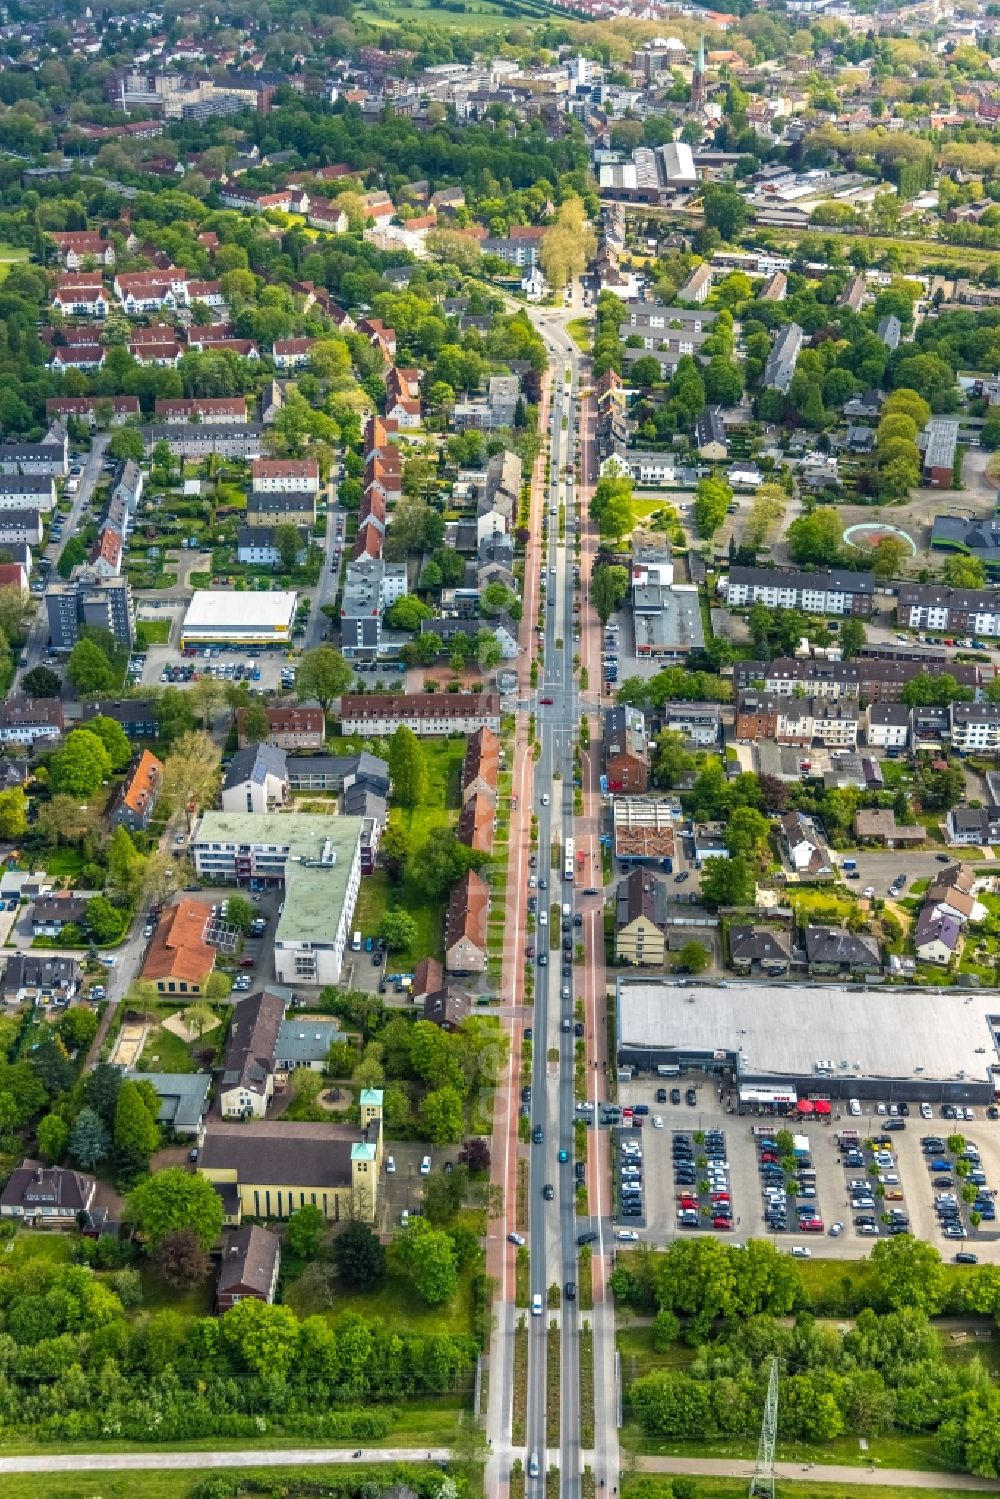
[616,978,1000,1089]
[182,591,297,630]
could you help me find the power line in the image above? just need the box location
[748,1356,779,1499]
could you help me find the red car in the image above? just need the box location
[712,1216,732,1230]
[802,1218,824,1232]
[677,1196,698,1208]
[540,696,554,705]
[711,1192,731,1203]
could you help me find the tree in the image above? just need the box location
[85,714,132,771]
[107,825,145,898]
[295,644,351,713]
[459,1137,491,1173]
[113,1078,160,1160]
[390,1216,459,1305]
[702,185,748,241]
[126,1167,224,1251]
[421,1165,468,1225]
[881,387,931,430]
[653,731,696,789]
[240,697,270,745]
[162,730,222,827]
[66,637,118,695]
[380,820,411,882]
[389,725,428,809]
[57,534,88,580]
[384,595,434,632]
[287,1202,326,1260]
[420,1085,465,1144]
[592,563,629,625]
[272,522,302,573]
[704,356,743,406]
[591,475,634,541]
[222,895,252,934]
[85,895,126,944]
[840,617,866,659]
[50,728,112,797]
[59,1006,98,1053]
[942,554,987,589]
[70,1106,110,1170]
[333,1219,386,1285]
[108,426,145,462]
[693,474,733,539]
[0,786,27,839]
[676,941,709,974]
[37,1111,69,1163]
[220,1297,300,1380]
[699,856,755,909]
[869,535,910,579]
[870,1236,945,1314]
[21,665,61,697]
[153,1227,210,1287]
[787,509,843,567]
[481,581,517,618]
[379,909,418,952]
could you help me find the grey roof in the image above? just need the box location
[728,565,875,596]
[914,906,961,952]
[217,1224,280,1299]
[221,989,286,1095]
[804,925,881,968]
[223,742,288,791]
[343,783,387,822]
[276,1016,342,1067]
[0,1161,94,1214]
[729,925,792,964]
[696,406,726,448]
[931,515,1000,555]
[4,953,80,992]
[200,1118,367,1189]
[923,418,959,470]
[0,475,54,494]
[124,1070,211,1131]
[615,868,667,929]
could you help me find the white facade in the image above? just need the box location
[181,591,297,647]
[866,707,909,749]
[951,704,1000,753]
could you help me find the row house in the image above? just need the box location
[49,232,115,269]
[45,396,139,426]
[356,317,397,361]
[0,696,64,746]
[0,476,56,512]
[307,201,349,234]
[733,656,983,703]
[462,726,499,804]
[724,565,875,616]
[145,424,265,461]
[0,432,67,478]
[603,705,650,792]
[272,337,317,371]
[245,491,315,527]
[51,275,109,317]
[735,691,859,748]
[128,337,182,366]
[897,582,1000,638]
[251,457,319,494]
[154,397,248,424]
[340,693,501,738]
[113,269,189,312]
[340,556,407,662]
[445,869,489,976]
[109,749,163,832]
[51,345,104,372]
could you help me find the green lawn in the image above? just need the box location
[621,1429,953,1472]
[567,317,592,352]
[285,1263,476,1338]
[0,245,27,283]
[623,1479,984,1499]
[3,1232,74,1267]
[137,618,172,645]
[0,1458,476,1499]
[352,735,467,963]
[138,1261,214,1317]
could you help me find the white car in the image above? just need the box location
[541,793,549,806]
[862,885,875,899]
[386,1156,396,1174]
[652,1116,664,1129]
[790,1246,811,1258]
[921,1102,933,1120]
[419,1155,431,1175]
[616,1229,639,1242]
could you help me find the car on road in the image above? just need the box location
[532,1126,543,1144]
[936,852,952,862]
[616,1229,639,1241]
[507,1232,526,1246]
[791,1246,811,1258]
[419,1155,431,1175]
[542,1183,554,1200]
[528,1452,540,1479]
[577,1230,599,1245]
[558,1148,569,1163]
[674,871,688,884]
[531,1295,542,1317]
[956,1252,979,1264]
[540,792,550,804]
[540,698,553,707]
[862,885,875,899]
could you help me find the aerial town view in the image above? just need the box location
[8,0,1000,1497]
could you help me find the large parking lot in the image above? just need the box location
[616,1076,1000,1264]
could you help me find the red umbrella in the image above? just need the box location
[796,1099,815,1114]
[814,1100,832,1115]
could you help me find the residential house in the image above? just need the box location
[0,696,64,746]
[198,1091,384,1223]
[272,337,316,371]
[444,869,490,975]
[3,954,81,1007]
[108,749,163,832]
[126,1070,211,1137]
[217,1225,281,1310]
[614,869,668,967]
[80,699,160,741]
[663,703,725,747]
[603,706,650,793]
[866,702,910,750]
[947,806,1000,846]
[275,1016,343,1074]
[340,693,501,737]
[221,744,290,814]
[951,702,1000,754]
[236,705,325,751]
[236,526,309,567]
[462,726,499,803]
[251,458,320,494]
[778,811,833,877]
[695,406,728,461]
[219,989,286,1119]
[31,894,88,937]
[728,925,793,976]
[0,1162,96,1223]
[804,925,882,977]
[141,898,216,997]
[853,809,924,847]
[763,323,803,392]
[724,566,875,616]
[458,790,495,854]
[244,491,316,528]
[913,907,962,966]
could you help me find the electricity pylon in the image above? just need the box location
[748,1357,779,1499]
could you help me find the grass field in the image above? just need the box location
[0,244,28,283]
[623,1478,986,1499]
[352,735,466,963]
[285,1261,477,1339]
[567,317,592,352]
[0,1460,479,1499]
[137,618,172,645]
[621,1429,955,1473]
